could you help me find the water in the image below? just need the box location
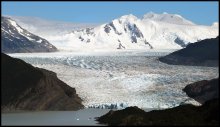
[1,109,109,126]
[1,108,161,125]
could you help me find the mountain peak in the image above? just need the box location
[142,12,195,25]
[212,22,218,27]
[118,14,138,22]
[1,16,57,53]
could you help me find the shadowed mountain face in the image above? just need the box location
[1,16,57,53]
[96,99,219,126]
[183,78,219,104]
[1,53,83,112]
[159,37,219,67]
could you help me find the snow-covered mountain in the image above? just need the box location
[212,22,219,27]
[142,12,195,25]
[7,12,218,51]
[7,15,99,49]
[1,16,57,53]
[53,12,218,51]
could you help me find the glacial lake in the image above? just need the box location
[1,108,110,126]
[1,108,160,125]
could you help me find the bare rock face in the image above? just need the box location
[159,37,219,67]
[1,16,58,53]
[96,99,219,126]
[183,78,219,104]
[1,53,83,112]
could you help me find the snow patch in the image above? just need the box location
[25,36,35,41]
[36,39,42,43]
[8,19,23,33]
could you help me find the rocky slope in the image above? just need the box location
[1,53,83,112]
[159,37,219,66]
[1,16,57,53]
[96,99,219,126]
[8,15,98,38]
[183,78,219,104]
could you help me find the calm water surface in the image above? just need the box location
[1,108,110,126]
[1,108,158,125]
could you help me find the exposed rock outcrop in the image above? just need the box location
[96,99,219,125]
[183,78,219,104]
[1,16,57,53]
[1,53,83,112]
[159,37,219,67]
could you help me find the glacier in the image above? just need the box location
[8,50,219,109]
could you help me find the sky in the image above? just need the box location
[2,1,219,25]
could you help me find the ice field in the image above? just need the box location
[9,50,219,109]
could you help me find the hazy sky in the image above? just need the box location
[2,1,219,25]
